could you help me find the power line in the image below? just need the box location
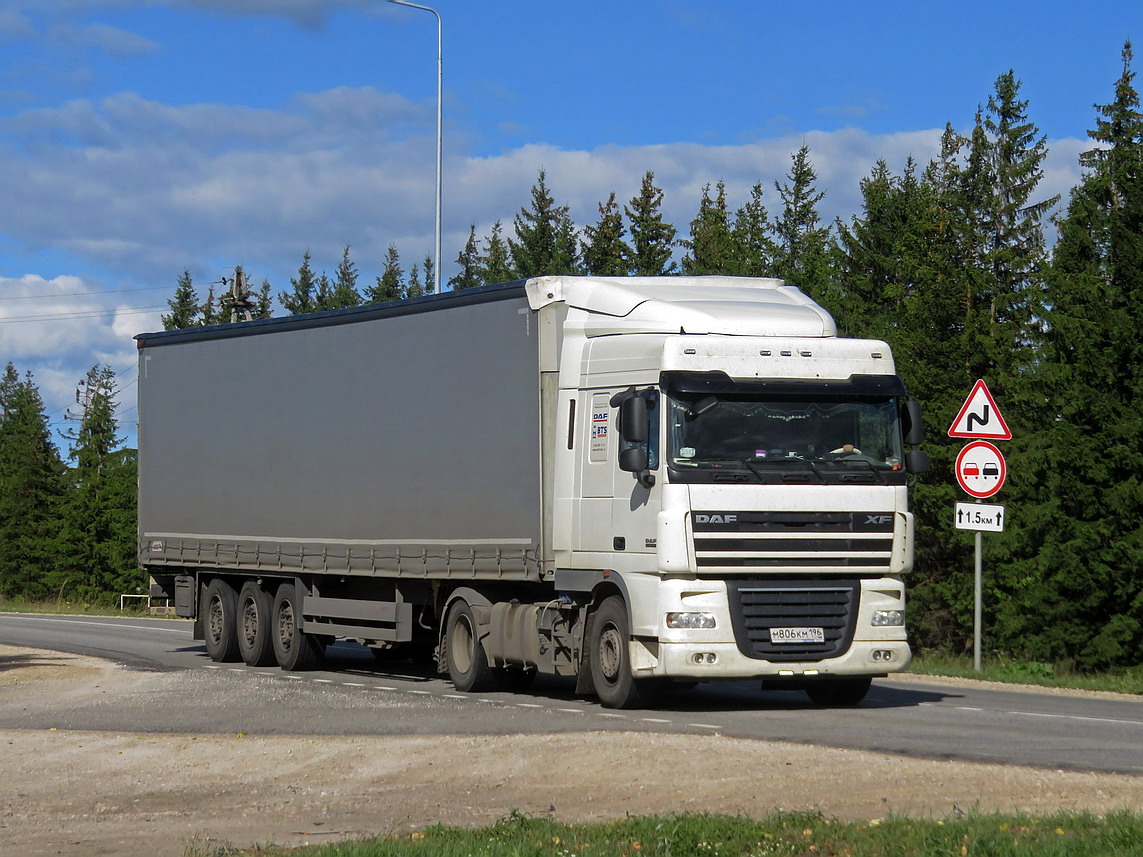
[0,305,167,324]
[0,285,171,302]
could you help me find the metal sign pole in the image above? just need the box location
[974,525,982,672]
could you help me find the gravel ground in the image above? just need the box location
[2,644,1142,856]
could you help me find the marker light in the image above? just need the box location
[666,612,717,630]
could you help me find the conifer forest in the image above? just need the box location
[3,47,1142,670]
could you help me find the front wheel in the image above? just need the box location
[444,599,498,693]
[805,676,872,706]
[589,596,645,709]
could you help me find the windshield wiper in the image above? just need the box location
[741,457,827,484]
[829,457,889,485]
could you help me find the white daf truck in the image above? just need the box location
[139,276,928,708]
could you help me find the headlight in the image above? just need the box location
[666,612,716,629]
[872,610,904,627]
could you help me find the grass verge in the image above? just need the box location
[908,653,1143,695]
[188,810,1143,856]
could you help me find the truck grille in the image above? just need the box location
[691,511,894,571]
[726,577,860,661]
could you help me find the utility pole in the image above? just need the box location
[222,266,256,323]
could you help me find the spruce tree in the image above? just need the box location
[57,366,138,603]
[279,251,320,315]
[254,279,274,319]
[730,182,777,277]
[422,254,436,295]
[406,262,424,299]
[1011,42,1143,668]
[681,181,735,274]
[581,193,631,276]
[0,366,65,600]
[624,171,677,275]
[449,225,483,290]
[327,245,363,309]
[479,221,515,284]
[367,245,405,302]
[509,169,580,277]
[773,146,832,301]
[163,269,200,330]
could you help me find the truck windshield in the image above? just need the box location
[666,394,906,483]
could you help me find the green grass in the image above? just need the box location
[0,597,170,618]
[185,810,1143,857]
[908,653,1143,695]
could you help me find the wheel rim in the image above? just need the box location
[241,598,259,647]
[207,596,225,645]
[598,622,623,684]
[452,613,474,675]
[278,602,295,652]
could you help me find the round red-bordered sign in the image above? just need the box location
[955,441,1006,499]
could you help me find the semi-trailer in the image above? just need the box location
[139,275,928,708]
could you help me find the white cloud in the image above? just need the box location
[0,274,153,432]
[50,22,159,57]
[0,85,1088,444]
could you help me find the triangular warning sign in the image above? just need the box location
[948,379,1012,440]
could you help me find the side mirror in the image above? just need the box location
[905,448,930,474]
[619,446,649,473]
[903,398,926,446]
[619,395,648,444]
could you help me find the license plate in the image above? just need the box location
[769,626,825,644]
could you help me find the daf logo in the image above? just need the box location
[695,514,737,524]
[865,515,893,525]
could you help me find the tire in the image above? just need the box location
[271,583,322,671]
[589,596,645,709]
[445,599,498,692]
[805,676,872,706]
[202,578,240,663]
[237,581,276,667]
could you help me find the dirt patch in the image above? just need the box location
[2,645,1141,857]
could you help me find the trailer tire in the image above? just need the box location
[237,581,276,667]
[202,579,240,663]
[589,595,644,709]
[805,676,871,706]
[445,599,497,693]
[271,583,322,671]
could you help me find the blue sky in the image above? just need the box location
[1,0,1140,443]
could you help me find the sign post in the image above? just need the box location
[948,381,1011,671]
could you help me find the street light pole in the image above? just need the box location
[387,0,442,293]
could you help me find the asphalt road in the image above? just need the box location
[2,611,1141,775]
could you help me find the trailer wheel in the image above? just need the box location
[202,579,240,662]
[271,583,322,671]
[237,581,276,667]
[589,596,644,709]
[805,676,872,706]
[445,599,497,692]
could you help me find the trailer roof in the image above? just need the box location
[136,275,836,348]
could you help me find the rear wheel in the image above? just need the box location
[202,579,240,663]
[805,676,872,706]
[589,596,645,709]
[271,583,322,671]
[237,581,276,667]
[444,599,497,692]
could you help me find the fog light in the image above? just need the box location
[690,652,717,665]
[667,612,716,630]
[872,610,904,627]
[872,649,895,662]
